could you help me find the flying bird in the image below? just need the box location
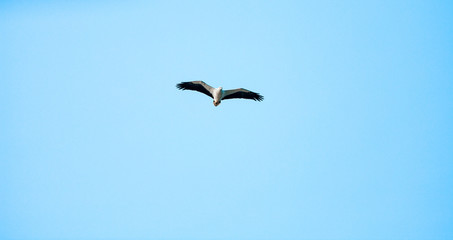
[176,81,263,107]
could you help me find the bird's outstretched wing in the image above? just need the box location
[176,81,214,99]
[222,88,264,101]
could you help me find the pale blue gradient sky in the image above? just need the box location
[1,1,452,239]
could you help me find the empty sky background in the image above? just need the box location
[1,0,452,239]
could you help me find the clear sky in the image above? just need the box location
[1,1,452,239]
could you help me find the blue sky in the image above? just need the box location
[1,0,452,239]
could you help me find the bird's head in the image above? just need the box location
[213,100,221,107]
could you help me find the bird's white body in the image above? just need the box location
[213,87,223,106]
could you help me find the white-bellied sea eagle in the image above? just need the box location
[176,81,264,107]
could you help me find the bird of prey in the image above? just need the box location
[176,81,263,107]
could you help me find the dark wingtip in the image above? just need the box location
[255,93,264,101]
[176,82,185,90]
